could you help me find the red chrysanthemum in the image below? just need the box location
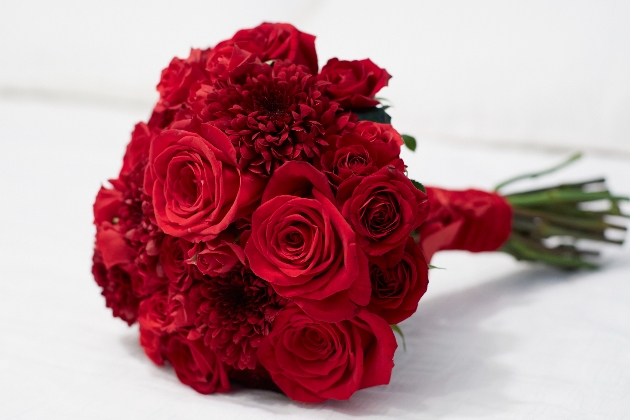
[199,60,353,176]
[194,265,287,370]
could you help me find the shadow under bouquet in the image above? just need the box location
[91,22,628,403]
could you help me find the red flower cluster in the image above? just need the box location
[92,22,430,402]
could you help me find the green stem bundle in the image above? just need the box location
[496,155,629,269]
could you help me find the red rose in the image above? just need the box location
[162,334,230,394]
[120,123,156,176]
[338,166,429,267]
[245,162,371,322]
[159,235,195,291]
[352,121,403,149]
[164,285,200,334]
[205,22,318,81]
[138,291,168,365]
[144,120,264,242]
[319,132,404,186]
[93,186,122,226]
[156,48,208,109]
[257,304,397,403]
[92,249,140,325]
[95,221,134,270]
[368,237,429,324]
[318,58,391,109]
[260,160,336,203]
[92,186,141,324]
[186,232,246,277]
[230,22,318,74]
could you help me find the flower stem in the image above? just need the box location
[497,153,628,269]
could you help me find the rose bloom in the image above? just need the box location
[337,166,429,267]
[92,186,140,325]
[368,237,429,324]
[319,132,404,186]
[92,249,140,326]
[144,120,264,242]
[162,333,230,394]
[159,235,195,292]
[156,48,209,109]
[186,231,246,277]
[204,22,318,82]
[352,121,403,149]
[138,290,168,365]
[164,284,201,334]
[245,162,371,322]
[318,58,391,109]
[257,304,397,403]
[229,22,318,74]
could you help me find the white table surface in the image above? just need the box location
[1,97,629,419]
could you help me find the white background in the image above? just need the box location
[1,1,629,419]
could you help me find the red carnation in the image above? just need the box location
[318,58,391,109]
[198,60,352,176]
[194,265,287,370]
[257,304,397,403]
[368,237,429,324]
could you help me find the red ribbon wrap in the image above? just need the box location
[419,187,513,262]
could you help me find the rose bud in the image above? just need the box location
[257,304,397,403]
[318,58,391,109]
[368,237,429,324]
[352,120,404,149]
[186,232,246,278]
[337,166,429,267]
[319,132,404,186]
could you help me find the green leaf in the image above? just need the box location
[353,107,392,124]
[390,324,406,351]
[428,264,445,270]
[402,134,417,152]
[411,180,426,193]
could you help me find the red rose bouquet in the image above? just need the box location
[91,22,628,403]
